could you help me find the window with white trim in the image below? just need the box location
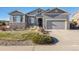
[30,18,35,24]
[16,16,21,23]
[13,16,21,23]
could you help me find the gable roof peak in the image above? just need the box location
[10,10,21,13]
[26,8,46,15]
[9,10,24,15]
[37,8,42,9]
[47,7,68,13]
[35,8,45,11]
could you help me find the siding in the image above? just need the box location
[43,13,68,20]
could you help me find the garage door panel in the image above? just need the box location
[47,20,65,29]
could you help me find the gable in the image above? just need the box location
[43,13,68,20]
[47,8,67,13]
[26,8,46,16]
[9,10,24,16]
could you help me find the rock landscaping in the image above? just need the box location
[0,40,34,46]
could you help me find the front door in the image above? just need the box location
[38,18,43,27]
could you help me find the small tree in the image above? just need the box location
[70,19,78,29]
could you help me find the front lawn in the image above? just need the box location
[0,31,27,40]
[0,30,59,45]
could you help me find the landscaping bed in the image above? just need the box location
[0,40,33,46]
[0,30,58,46]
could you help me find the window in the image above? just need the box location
[30,18,35,24]
[16,16,21,23]
[13,16,21,23]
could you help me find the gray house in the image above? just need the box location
[9,8,69,31]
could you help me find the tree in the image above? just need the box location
[70,19,77,29]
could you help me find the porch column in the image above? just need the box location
[65,20,67,30]
[10,15,13,23]
[22,15,25,23]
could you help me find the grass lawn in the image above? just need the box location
[0,31,28,40]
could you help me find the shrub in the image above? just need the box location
[32,34,52,44]
[22,32,52,44]
[22,32,39,40]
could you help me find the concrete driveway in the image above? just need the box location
[49,30,79,51]
[0,30,79,51]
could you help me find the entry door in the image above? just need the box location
[38,18,43,27]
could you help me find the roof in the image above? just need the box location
[9,10,24,16]
[26,8,46,16]
[47,8,68,13]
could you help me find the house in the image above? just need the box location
[72,11,79,27]
[9,8,69,31]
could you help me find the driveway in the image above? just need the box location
[48,30,79,51]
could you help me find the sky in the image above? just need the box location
[0,7,79,21]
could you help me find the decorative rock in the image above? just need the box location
[0,40,34,46]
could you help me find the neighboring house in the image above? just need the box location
[9,8,69,31]
[72,11,79,27]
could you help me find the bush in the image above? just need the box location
[32,34,52,44]
[22,32,39,40]
[22,32,52,44]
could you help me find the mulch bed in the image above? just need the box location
[0,40,34,46]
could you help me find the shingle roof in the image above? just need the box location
[47,8,68,13]
[9,10,24,16]
[26,8,46,15]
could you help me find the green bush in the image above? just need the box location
[22,32,39,40]
[22,32,52,44]
[32,34,52,44]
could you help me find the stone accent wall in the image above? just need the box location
[9,23,26,30]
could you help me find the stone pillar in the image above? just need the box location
[67,20,70,29]
[10,15,13,23]
[22,15,25,29]
[9,15,13,30]
[65,20,67,30]
[23,15,25,23]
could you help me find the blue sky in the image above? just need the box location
[0,7,79,21]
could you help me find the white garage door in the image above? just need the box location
[47,20,65,29]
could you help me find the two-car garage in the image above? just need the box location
[46,19,66,30]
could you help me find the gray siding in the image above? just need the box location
[43,13,68,20]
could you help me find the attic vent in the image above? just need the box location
[38,9,42,13]
[55,10,58,12]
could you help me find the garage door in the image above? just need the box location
[47,20,65,29]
